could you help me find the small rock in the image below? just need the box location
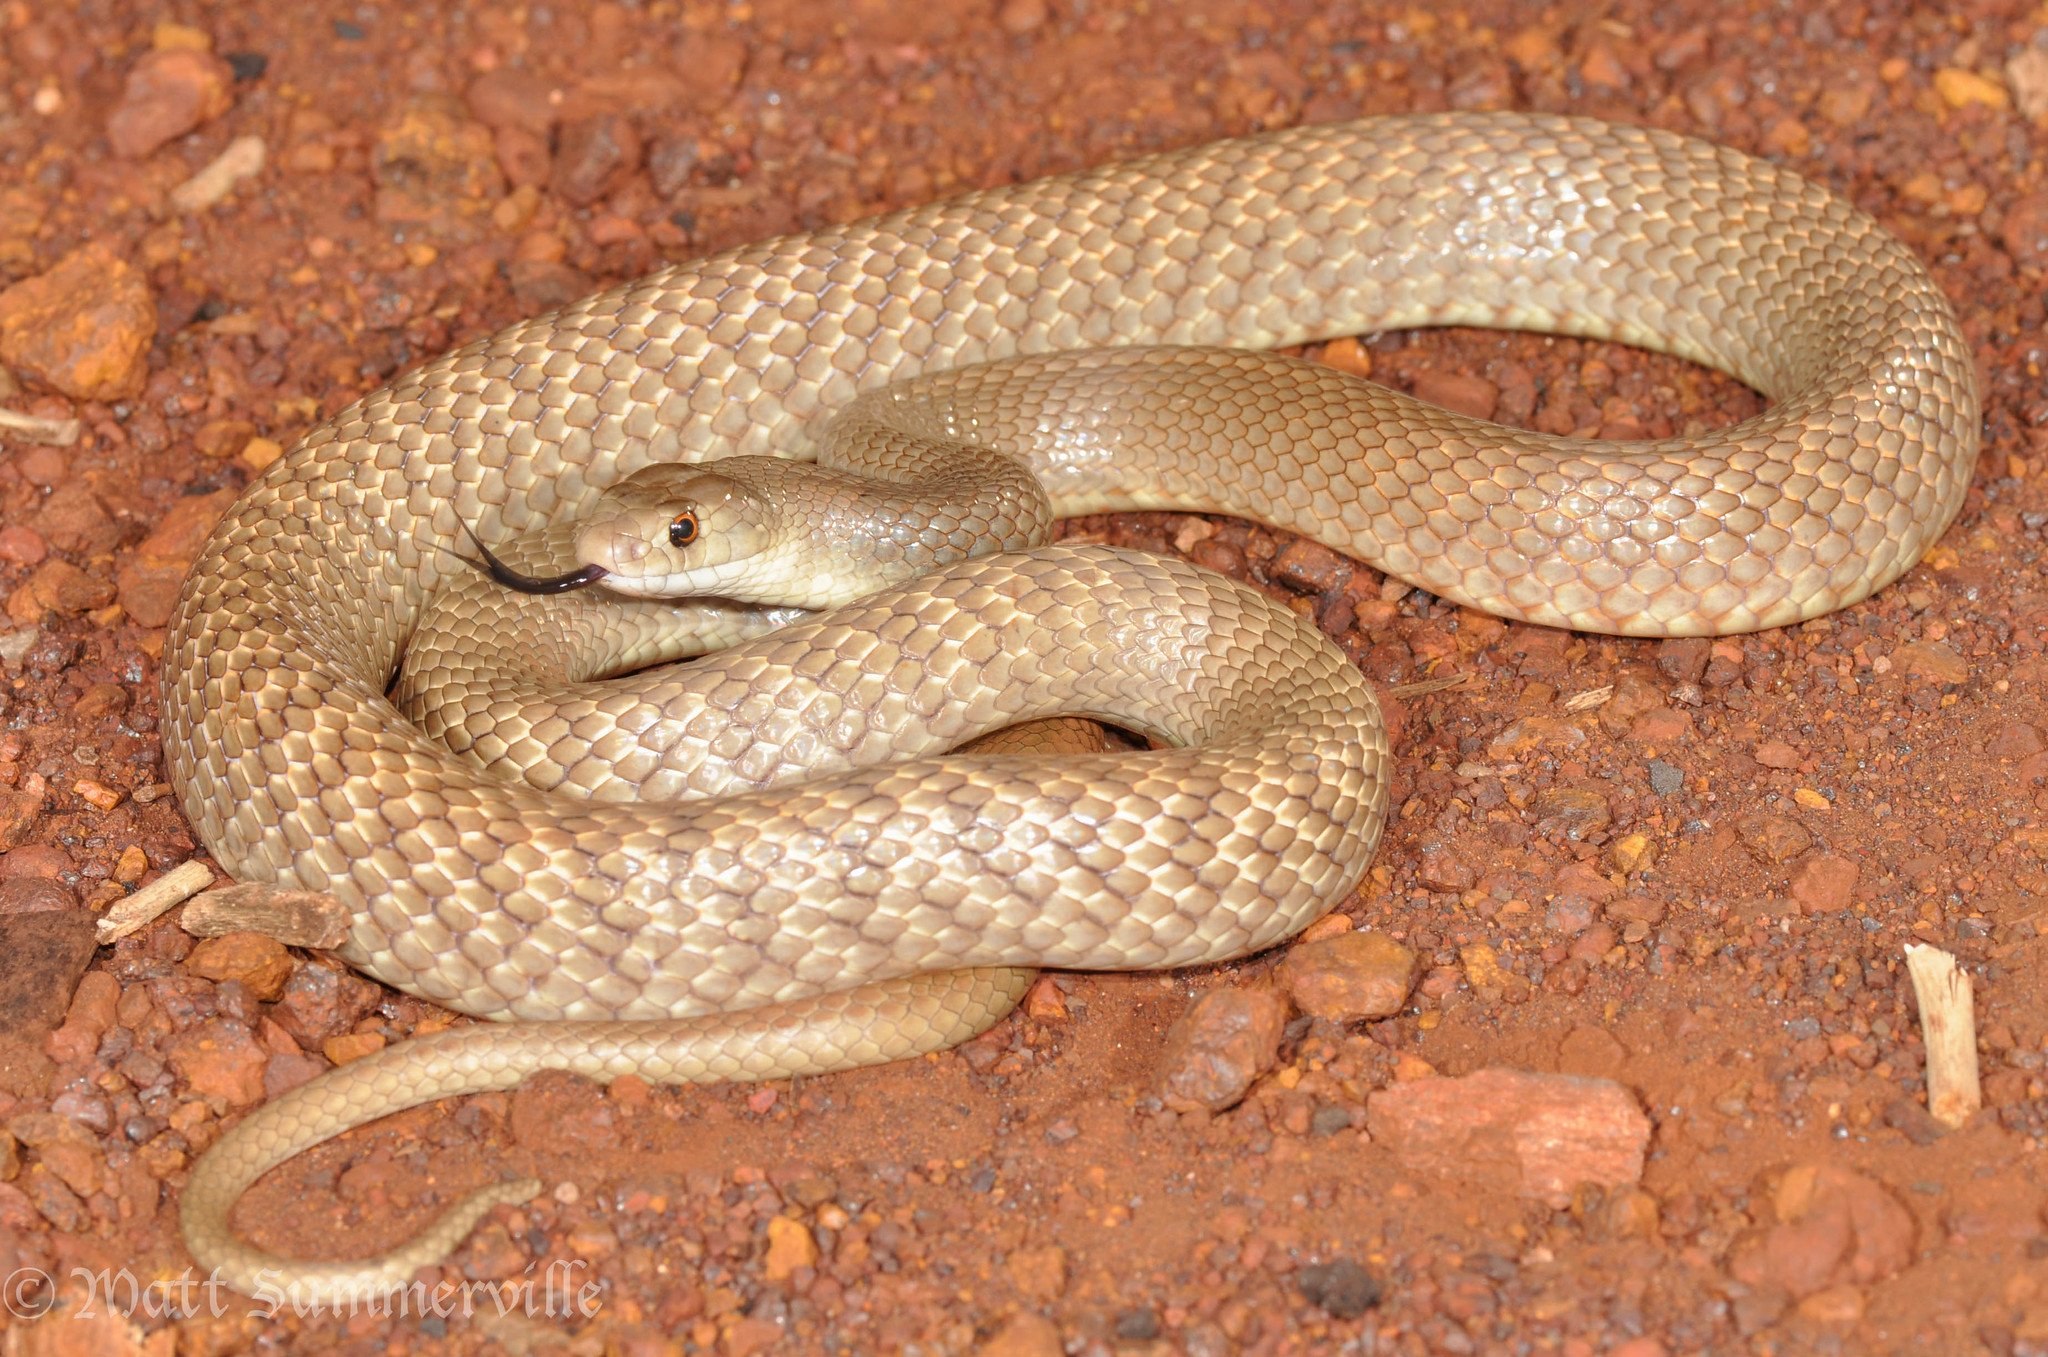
[12,560,115,619]
[1277,931,1417,1022]
[1268,540,1350,593]
[1646,758,1685,796]
[1738,812,1813,866]
[552,114,643,207]
[997,0,1049,35]
[1729,1162,1915,1299]
[1655,637,1711,682]
[1113,1309,1160,1341]
[1754,740,1802,770]
[1606,833,1656,876]
[184,932,295,1001]
[2011,39,2048,122]
[1005,1244,1067,1301]
[465,68,558,135]
[322,1031,387,1065]
[1298,1258,1383,1318]
[268,959,382,1047]
[1411,370,1500,421]
[1933,67,2010,111]
[1156,986,1289,1112]
[2002,192,2048,273]
[979,1312,1062,1357]
[1989,721,2046,761]
[1415,845,1478,893]
[0,911,97,1080]
[1020,975,1068,1022]
[0,878,73,915]
[761,1215,817,1282]
[1487,716,1585,759]
[164,1018,269,1106]
[1532,787,1611,837]
[0,243,157,400]
[1790,854,1858,913]
[106,49,236,158]
[1366,1068,1650,1206]
[1892,641,1969,684]
[0,782,50,852]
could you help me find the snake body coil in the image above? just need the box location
[162,113,1976,1300]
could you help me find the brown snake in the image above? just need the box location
[161,112,1977,1301]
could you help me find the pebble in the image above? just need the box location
[1892,640,1969,684]
[1644,758,1685,796]
[1298,1258,1383,1318]
[762,1216,818,1282]
[1789,854,1858,913]
[106,49,236,158]
[1655,637,1711,682]
[1006,1244,1067,1301]
[1276,931,1417,1022]
[10,561,115,622]
[322,1031,387,1064]
[0,243,157,400]
[997,0,1050,35]
[1410,370,1500,421]
[116,487,241,628]
[268,958,382,1047]
[978,1312,1062,1357]
[0,912,97,1058]
[183,932,295,1002]
[2001,191,2048,272]
[552,114,643,206]
[1738,812,1813,865]
[1367,1069,1650,1207]
[163,1018,269,1106]
[1155,986,1288,1112]
[1728,1162,1914,1299]
[1753,740,1802,770]
[0,526,46,567]
[1531,787,1612,836]
[169,134,267,213]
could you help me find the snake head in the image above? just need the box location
[574,464,787,601]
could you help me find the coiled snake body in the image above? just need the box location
[162,113,1976,1300]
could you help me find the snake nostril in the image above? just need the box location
[610,531,649,565]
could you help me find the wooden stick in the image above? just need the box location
[0,407,81,446]
[180,881,352,949]
[96,860,212,942]
[1904,943,1981,1129]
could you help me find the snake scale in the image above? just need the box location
[160,112,1977,1301]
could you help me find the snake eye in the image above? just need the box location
[668,511,698,548]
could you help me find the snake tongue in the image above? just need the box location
[456,521,611,595]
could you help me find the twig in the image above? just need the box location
[1904,943,1981,1130]
[96,860,213,942]
[1389,672,1472,699]
[0,407,82,446]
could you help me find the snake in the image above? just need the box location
[160,112,1977,1302]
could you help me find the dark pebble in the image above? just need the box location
[1115,1309,1162,1341]
[1646,759,1684,796]
[1299,1258,1383,1318]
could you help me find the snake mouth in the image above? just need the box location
[456,522,610,595]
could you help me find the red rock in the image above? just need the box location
[2001,190,2048,272]
[1790,854,1858,913]
[978,1312,1062,1357]
[0,525,46,566]
[118,486,240,628]
[1366,1068,1650,1206]
[13,560,115,619]
[1156,986,1288,1112]
[0,878,72,915]
[1729,1162,1915,1299]
[1276,931,1418,1022]
[0,777,48,851]
[164,1018,269,1106]
[1892,641,1969,684]
[465,68,558,134]
[0,243,157,400]
[106,49,235,158]
[1754,740,1802,770]
[136,487,239,560]
[268,959,382,1047]
[551,113,642,206]
[184,932,295,1002]
[1412,370,1500,421]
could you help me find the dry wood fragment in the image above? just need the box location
[1904,943,1981,1129]
[95,860,212,942]
[0,407,82,445]
[180,881,352,949]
